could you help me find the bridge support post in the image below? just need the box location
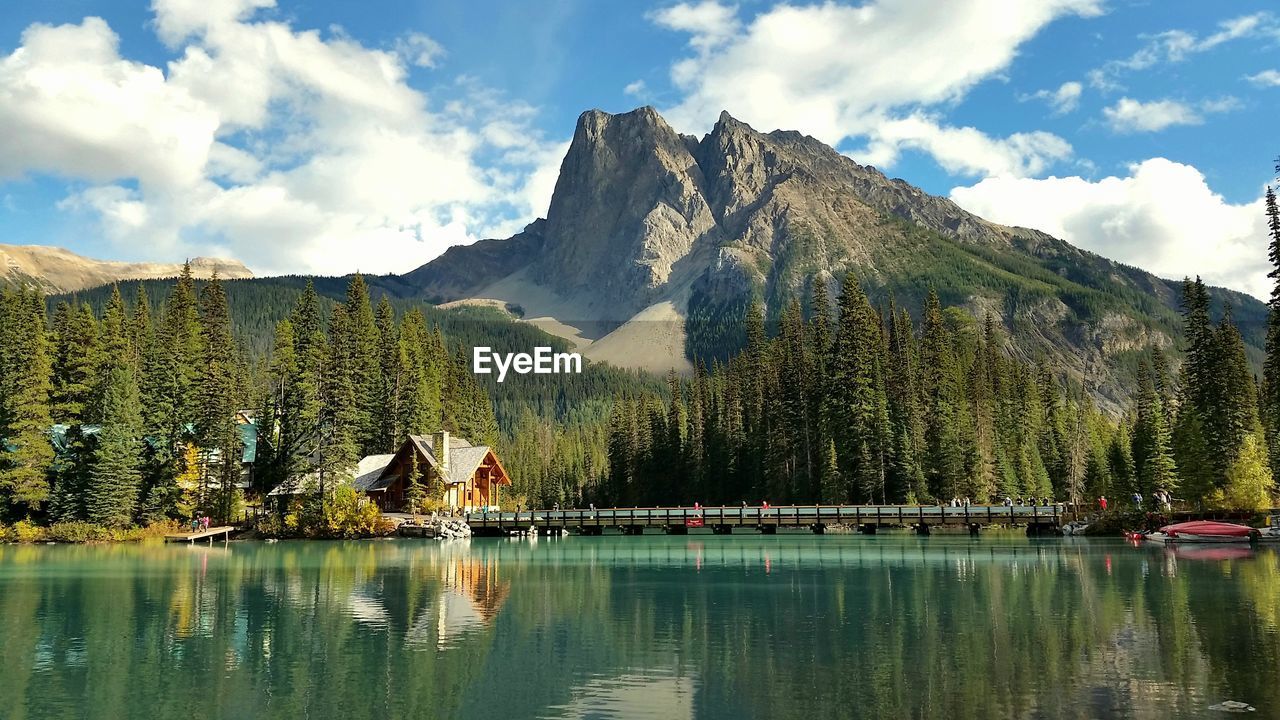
[860,524,878,535]
[624,525,645,536]
[1026,522,1060,537]
[968,523,980,537]
[666,524,688,535]
[758,525,777,535]
[712,525,733,535]
[915,523,930,536]
[811,524,826,535]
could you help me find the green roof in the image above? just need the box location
[48,422,258,464]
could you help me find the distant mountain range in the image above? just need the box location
[23,107,1268,412]
[1,243,252,293]
[400,107,1266,412]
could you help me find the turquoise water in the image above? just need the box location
[1,533,1277,719]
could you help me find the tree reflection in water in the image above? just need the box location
[0,535,1277,719]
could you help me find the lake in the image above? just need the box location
[0,533,1277,719]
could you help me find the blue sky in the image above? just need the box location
[0,0,1277,296]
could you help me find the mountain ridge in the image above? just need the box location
[1,243,253,293]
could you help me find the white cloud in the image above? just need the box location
[1101,96,1238,134]
[1102,98,1201,133]
[951,159,1269,298]
[0,17,219,187]
[853,114,1072,178]
[1022,80,1083,115]
[623,79,647,97]
[0,1,565,275]
[649,1,742,52]
[651,0,1099,178]
[1091,12,1279,88]
[1246,69,1280,87]
[394,32,445,68]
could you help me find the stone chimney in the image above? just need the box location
[432,430,450,473]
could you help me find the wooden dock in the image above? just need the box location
[164,526,236,543]
[464,504,1066,536]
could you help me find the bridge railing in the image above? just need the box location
[464,504,1064,526]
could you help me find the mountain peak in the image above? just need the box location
[400,105,1266,408]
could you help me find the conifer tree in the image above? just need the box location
[344,275,383,456]
[831,275,890,503]
[887,306,925,501]
[375,296,401,451]
[197,275,242,520]
[405,452,426,518]
[97,285,131,381]
[84,366,143,527]
[397,309,441,436]
[1263,185,1280,481]
[51,303,100,424]
[1131,359,1176,496]
[0,289,55,516]
[320,305,359,487]
[920,290,966,501]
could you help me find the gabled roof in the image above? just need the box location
[351,454,396,491]
[266,472,319,496]
[443,446,492,486]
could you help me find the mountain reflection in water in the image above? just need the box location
[0,535,1277,719]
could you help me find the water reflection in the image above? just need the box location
[0,536,1277,719]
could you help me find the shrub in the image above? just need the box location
[10,520,48,543]
[256,489,396,539]
[47,522,114,543]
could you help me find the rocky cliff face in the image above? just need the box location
[1,244,253,294]
[399,107,1266,410]
[532,107,721,318]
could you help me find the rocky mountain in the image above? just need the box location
[0,244,252,293]
[399,106,1267,411]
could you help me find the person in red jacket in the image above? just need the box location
[1098,496,1108,512]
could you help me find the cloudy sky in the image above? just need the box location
[1,1,1277,297]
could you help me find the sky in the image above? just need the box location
[0,0,1277,297]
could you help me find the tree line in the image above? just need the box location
[0,267,497,526]
[600,173,1280,511]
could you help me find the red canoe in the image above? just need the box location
[1156,520,1257,543]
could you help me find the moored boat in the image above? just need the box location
[1153,520,1258,544]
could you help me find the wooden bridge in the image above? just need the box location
[464,504,1067,537]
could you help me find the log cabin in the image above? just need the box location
[353,431,511,512]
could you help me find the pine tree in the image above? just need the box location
[819,439,842,504]
[405,452,426,518]
[97,285,131,381]
[807,279,834,498]
[344,274,383,456]
[920,289,966,501]
[1105,422,1134,499]
[831,275,890,503]
[1131,359,1176,496]
[375,296,401,452]
[887,306,925,501]
[51,303,100,424]
[197,275,242,520]
[1264,185,1280,483]
[320,305,359,488]
[0,289,55,516]
[84,366,143,528]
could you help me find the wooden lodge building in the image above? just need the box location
[352,431,511,512]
